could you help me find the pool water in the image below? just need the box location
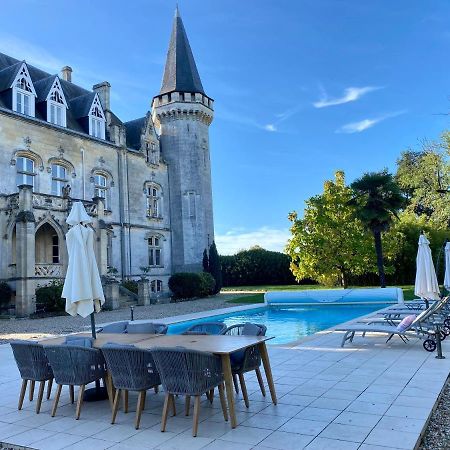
[167,304,390,345]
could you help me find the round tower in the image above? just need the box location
[152,7,215,273]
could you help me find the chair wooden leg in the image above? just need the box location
[170,394,176,416]
[46,378,53,400]
[192,395,201,437]
[255,368,266,397]
[232,374,239,394]
[18,379,28,410]
[29,380,35,401]
[69,385,74,404]
[111,389,121,424]
[238,373,249,408]
[135,391,146,429]
[123,390,129,413]
[36,381,45,414]
[51,384,62,417]
[208,388,214,404]
[185,395,191,416]
[75,385,85,420]
[218,383,228,422]
[161,393,170,432]
[154,385,159,394]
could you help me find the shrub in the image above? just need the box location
[121,279,138,294]
[199,272,215,296]
[208,242,222,294]
[35,281,65,313]
[0,282,12,307]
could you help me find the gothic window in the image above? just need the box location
[145,142,158,165]
[151,279,163,293]
[52,234,59,263]
[47,78,67,127]
[16,156,35,189]
[187,191,196,218]
[148,236,162,267]
[89,96,106,139]
[94,173,109,209]
[146,184,161,218]
[12,65,36,117]
[51,164,68,196]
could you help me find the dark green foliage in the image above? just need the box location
[208,242,222,294]
[121,279,138,294]
[221,247,297,287]
[0,282,12,307]
[199,272,216,296]
[168,272,214,300]
[35,281,65,312]
[202,249,209,272]
[350,171,406,288]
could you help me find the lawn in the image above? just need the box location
[225,285,417,304]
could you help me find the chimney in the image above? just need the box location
[93,81,111,111]
[61,66,73,82]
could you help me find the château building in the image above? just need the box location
[0,8,215,316]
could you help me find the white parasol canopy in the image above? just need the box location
[414,234,440,301]
[444,241,450,291]
[62,202,105,317]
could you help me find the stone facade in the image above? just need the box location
[0,9,214,316]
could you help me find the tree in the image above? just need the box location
[202,248,209,272]
[208,241,222,294]
[350,170,405,288]
[287,171,375,288]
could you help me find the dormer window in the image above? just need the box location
[47,78,67,127]
[89,95,106,139]
[12,64,36,117]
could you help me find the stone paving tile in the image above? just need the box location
[364,426,419,449]
[304,436,360,449]
[319,422,372,443]
[258,430,314,449]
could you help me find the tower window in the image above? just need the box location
[148,236,163,267]
[51,164,68,196]
[16,156,35,189]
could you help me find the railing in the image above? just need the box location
[35,264,63,277]
[32,194,66,211]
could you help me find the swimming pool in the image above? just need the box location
[167,304,390,345]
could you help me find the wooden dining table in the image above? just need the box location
[41,332,277,429]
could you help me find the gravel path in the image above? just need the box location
[0,293,245,344]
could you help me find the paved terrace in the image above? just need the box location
[0,327,449,450]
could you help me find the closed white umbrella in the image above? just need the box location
[62,202,105,327]
[414,234,440,301]
[444,241,450,291]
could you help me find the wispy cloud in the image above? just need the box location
[264,124,277,132]
[336,110,407,134]
[313,86,382,108]
[215,227,290,255]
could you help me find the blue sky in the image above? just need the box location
[2,0,450,254]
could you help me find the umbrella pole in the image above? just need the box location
[90,312,97,339]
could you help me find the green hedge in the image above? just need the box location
[35,281,65,312]
[168,272,216,300]
[0,282,12,307]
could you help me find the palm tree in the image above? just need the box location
[350,171,405,288]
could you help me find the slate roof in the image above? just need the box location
[124,117,146,150]
[160,7,205,95]
[0,51,124,140]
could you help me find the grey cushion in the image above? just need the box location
[64,336,93,348]
[100,321,129,333]
[126,322,156,334]
[242,323,263,336]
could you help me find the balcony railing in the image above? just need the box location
[35,264,63,278]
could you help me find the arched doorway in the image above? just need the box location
[35,223,63,278]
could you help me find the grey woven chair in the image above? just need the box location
[182,322,227,335]
[151,347,228,437]
[222,323,267,407]
[102,345,161,429]
[44,345,107,419]
[10,341,54,413]
[125,322,168,334]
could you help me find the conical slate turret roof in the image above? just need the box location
[159,7,205,95]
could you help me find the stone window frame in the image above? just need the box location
[143,181,163,220]
[11,149,44,192]
[145,232,165,268]
[151,279,163,293]
[47,157,76,197]
[88,94,106,139]
[11,63,36,117]
[90,167,114,211]
[46,77,68,127]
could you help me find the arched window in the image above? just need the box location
[146,184,161,218]
[89,96,106,139]
[148,236,162,267]
[151,280,163,293]
[94,173,109,209]
[47,78,67,127]
[16,156,35,189]
[51,164,68,196]
[12,65,36,117]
